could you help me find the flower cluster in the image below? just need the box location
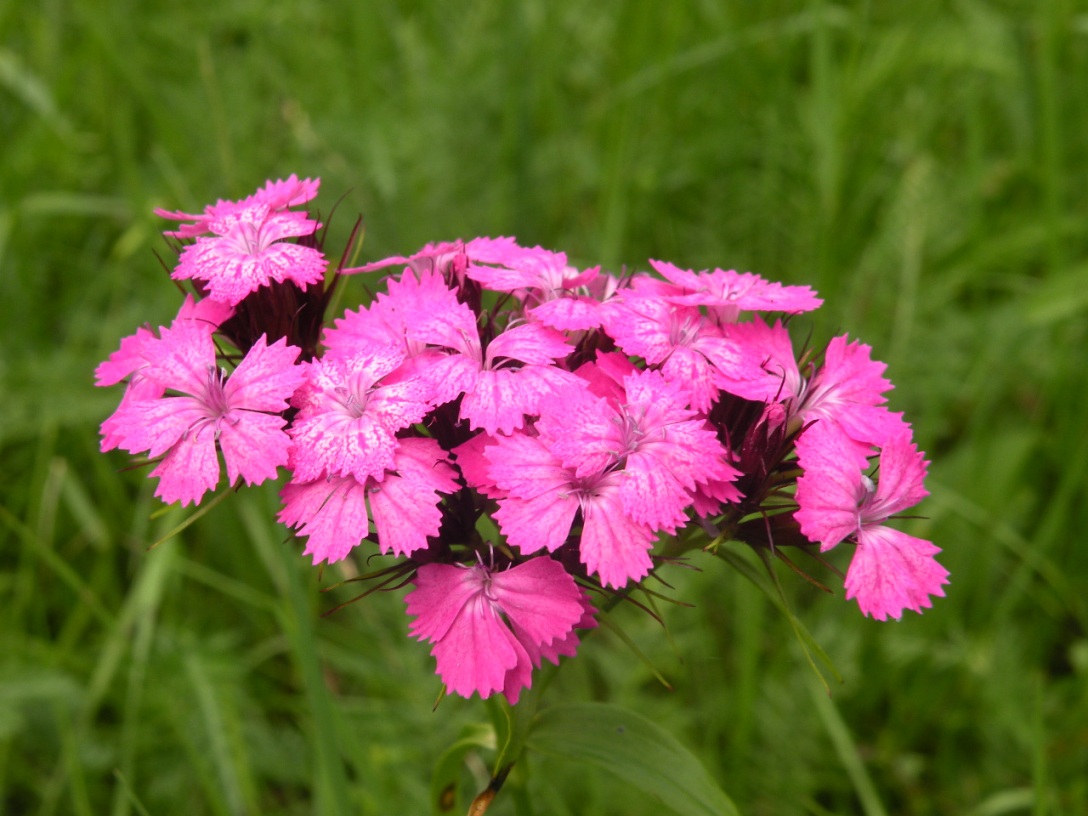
[98,177,948,702]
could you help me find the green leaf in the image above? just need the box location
[526,702,739,816]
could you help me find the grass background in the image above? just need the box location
[2,0,1087,813]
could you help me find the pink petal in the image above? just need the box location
[219,411,292,487]
[139,320,217,397]
[279,475,371,564]
[867,434,929,519]
[493,490,581,554]
[224,335,304,413]
[406,565,520,699]
[580,481,656,588]
[148,424,221,506]
[430,596,521,699]
[95,327,157,386]
[369,439,458,557]
[117,397,209,458]
[846,526,949,620]
[794,426,868,548]
[527,296,604,331]
[489,557,586,649]
[715,318,802,403]
[485,323,572,367]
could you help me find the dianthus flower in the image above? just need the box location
[405,556,595,703]
[644,259,822,323]
[485,428,658,589]
[463,237,612,330]
[96,296,235,452]
[794,429,949,620]
[104,320,304,506]
[287,343,433,483]
[155,174,321,239]
[601,291,743,413]
[171,204,328,306]
[539,366,740,532]
[718,318,909,463]
[157,176,327,307]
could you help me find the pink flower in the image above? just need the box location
[172,204,328,306]
[97,296,236,452]
[794,430,948,620]
[486,429,658,588]
[405,556,594,703]
[462,237,611,330]
[539,368,739,532]
[105,321,304,506]
[287,345,433,483]
[718,319,909,462]
[279,438,459,563]
[479,368,739,588]
[601,293,743,413]
[404,295,578,434]
[646,260,822,323]
[155,174,320,239]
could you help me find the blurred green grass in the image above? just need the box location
[2,0,1087,813]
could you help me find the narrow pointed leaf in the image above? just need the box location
[527,702,738,816]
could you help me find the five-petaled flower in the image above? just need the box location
[405,557,595,703]
[103,320,304,506]
[795,429,949,620]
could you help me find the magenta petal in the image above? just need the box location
[868,434,929,518]
[369,439,458,557]
[279,475,371,564]
[117,397,208,458]
[140,320,217,396]
[95,327,157,387]
[219,411,291,487]
[461,367,569,435]
[527,296,603,331]
[149,425,221,506]
[846,526,949,620]
[485,323,572,366]
[406,565,518,698]
[225,335,304,413]
[580,485,656,588]
[430,597,520,699]
[794,427,867,548]
[494,491,580,554]
[489,557,586,647]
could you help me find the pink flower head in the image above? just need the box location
[287,345,433,484]
[794,429,948,620]
[647,260,822,324]
[486,430,658,588]
[279,438,459,563]
[719,319,908,462]
[401,289,577,434]
[601,293,743,413]
[155,174,321,239]
[104,321,304,506]
[539,368,739,533]
[461,237,611,330]
[405,556,594,703]
[172,203,328,306]
[97,296,236,452]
